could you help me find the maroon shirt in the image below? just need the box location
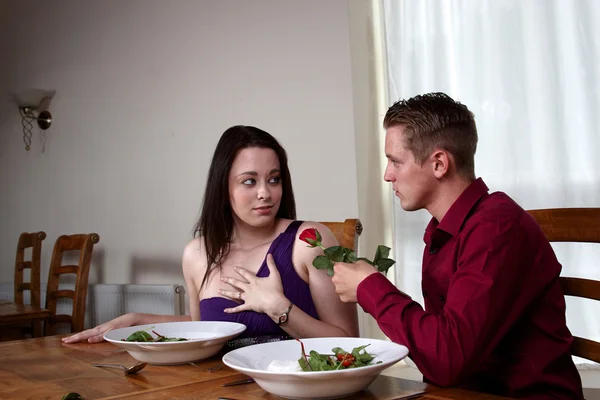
[358,178,583,399]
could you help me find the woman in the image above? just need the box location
[63,125,358,344]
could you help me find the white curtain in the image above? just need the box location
[382,0,600,365]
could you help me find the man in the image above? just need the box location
[332,93,583,399]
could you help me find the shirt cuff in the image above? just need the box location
[357,272,412,316]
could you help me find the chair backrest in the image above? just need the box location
[45,233,100,335]
[14,231,46,307]
[527,208,600,364]
[319,219,362,251]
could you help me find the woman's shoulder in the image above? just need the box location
[290,220,338,247]
[182,237,207,274]
[296,220,331,232]
[277,219,333,237]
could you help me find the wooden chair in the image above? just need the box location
[44,233,100,335]
[527,208,600,364]
[10,231,47,338]
[14,231,46,307]
[320,218,363,251]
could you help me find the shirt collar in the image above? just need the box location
[424,178,489,242]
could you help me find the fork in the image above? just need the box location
[188,362,223,372]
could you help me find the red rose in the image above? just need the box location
[299,228,322,247]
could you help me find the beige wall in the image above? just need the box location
[0,0,363,286]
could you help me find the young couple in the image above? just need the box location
[65,94,583,399]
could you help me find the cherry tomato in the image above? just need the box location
[338,354,355,367]
[342,359,353,367]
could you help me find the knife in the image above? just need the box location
[221,377,255,387]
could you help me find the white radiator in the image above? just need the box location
[0,283,185,333]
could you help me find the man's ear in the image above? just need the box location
[431,150,450,179]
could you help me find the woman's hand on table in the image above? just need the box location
[62,313,139,343]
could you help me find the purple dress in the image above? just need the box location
[199,220,319,340]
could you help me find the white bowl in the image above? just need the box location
[104,321,246,365]
[222,337,409,399]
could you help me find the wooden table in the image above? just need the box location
[0,300,51,337]
[0,335,512,400]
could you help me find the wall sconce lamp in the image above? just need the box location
[11,89,56,151]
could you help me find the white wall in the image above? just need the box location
[0,0,359,286]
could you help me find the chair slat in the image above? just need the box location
[16,261,31,271]
[561,277,600,301]
[16,283,31,292]
[50,289,75,300]
[572,336,600,364]
[528,208,600,242]
[55,265,79,275]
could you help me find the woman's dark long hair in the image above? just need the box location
[194,125,296,290]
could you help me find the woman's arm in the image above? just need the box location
[276,221,359,338]
[182,237,207,321]
[61,309,190,344]
[62,239,207,344]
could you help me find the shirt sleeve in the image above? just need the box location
[357,218,546,387]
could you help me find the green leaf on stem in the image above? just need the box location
[344,249,357,263]
[375,258,396,275]
[298,356,311,372]
[373,245,391,264]
[324,246,345,262]
[313,255,334,272]
[125,330,153,342]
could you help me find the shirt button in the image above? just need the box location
[423,291,428,298]
[429,247,437,255]
[439,295,445,302]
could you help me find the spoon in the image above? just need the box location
[92,362,147,375]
